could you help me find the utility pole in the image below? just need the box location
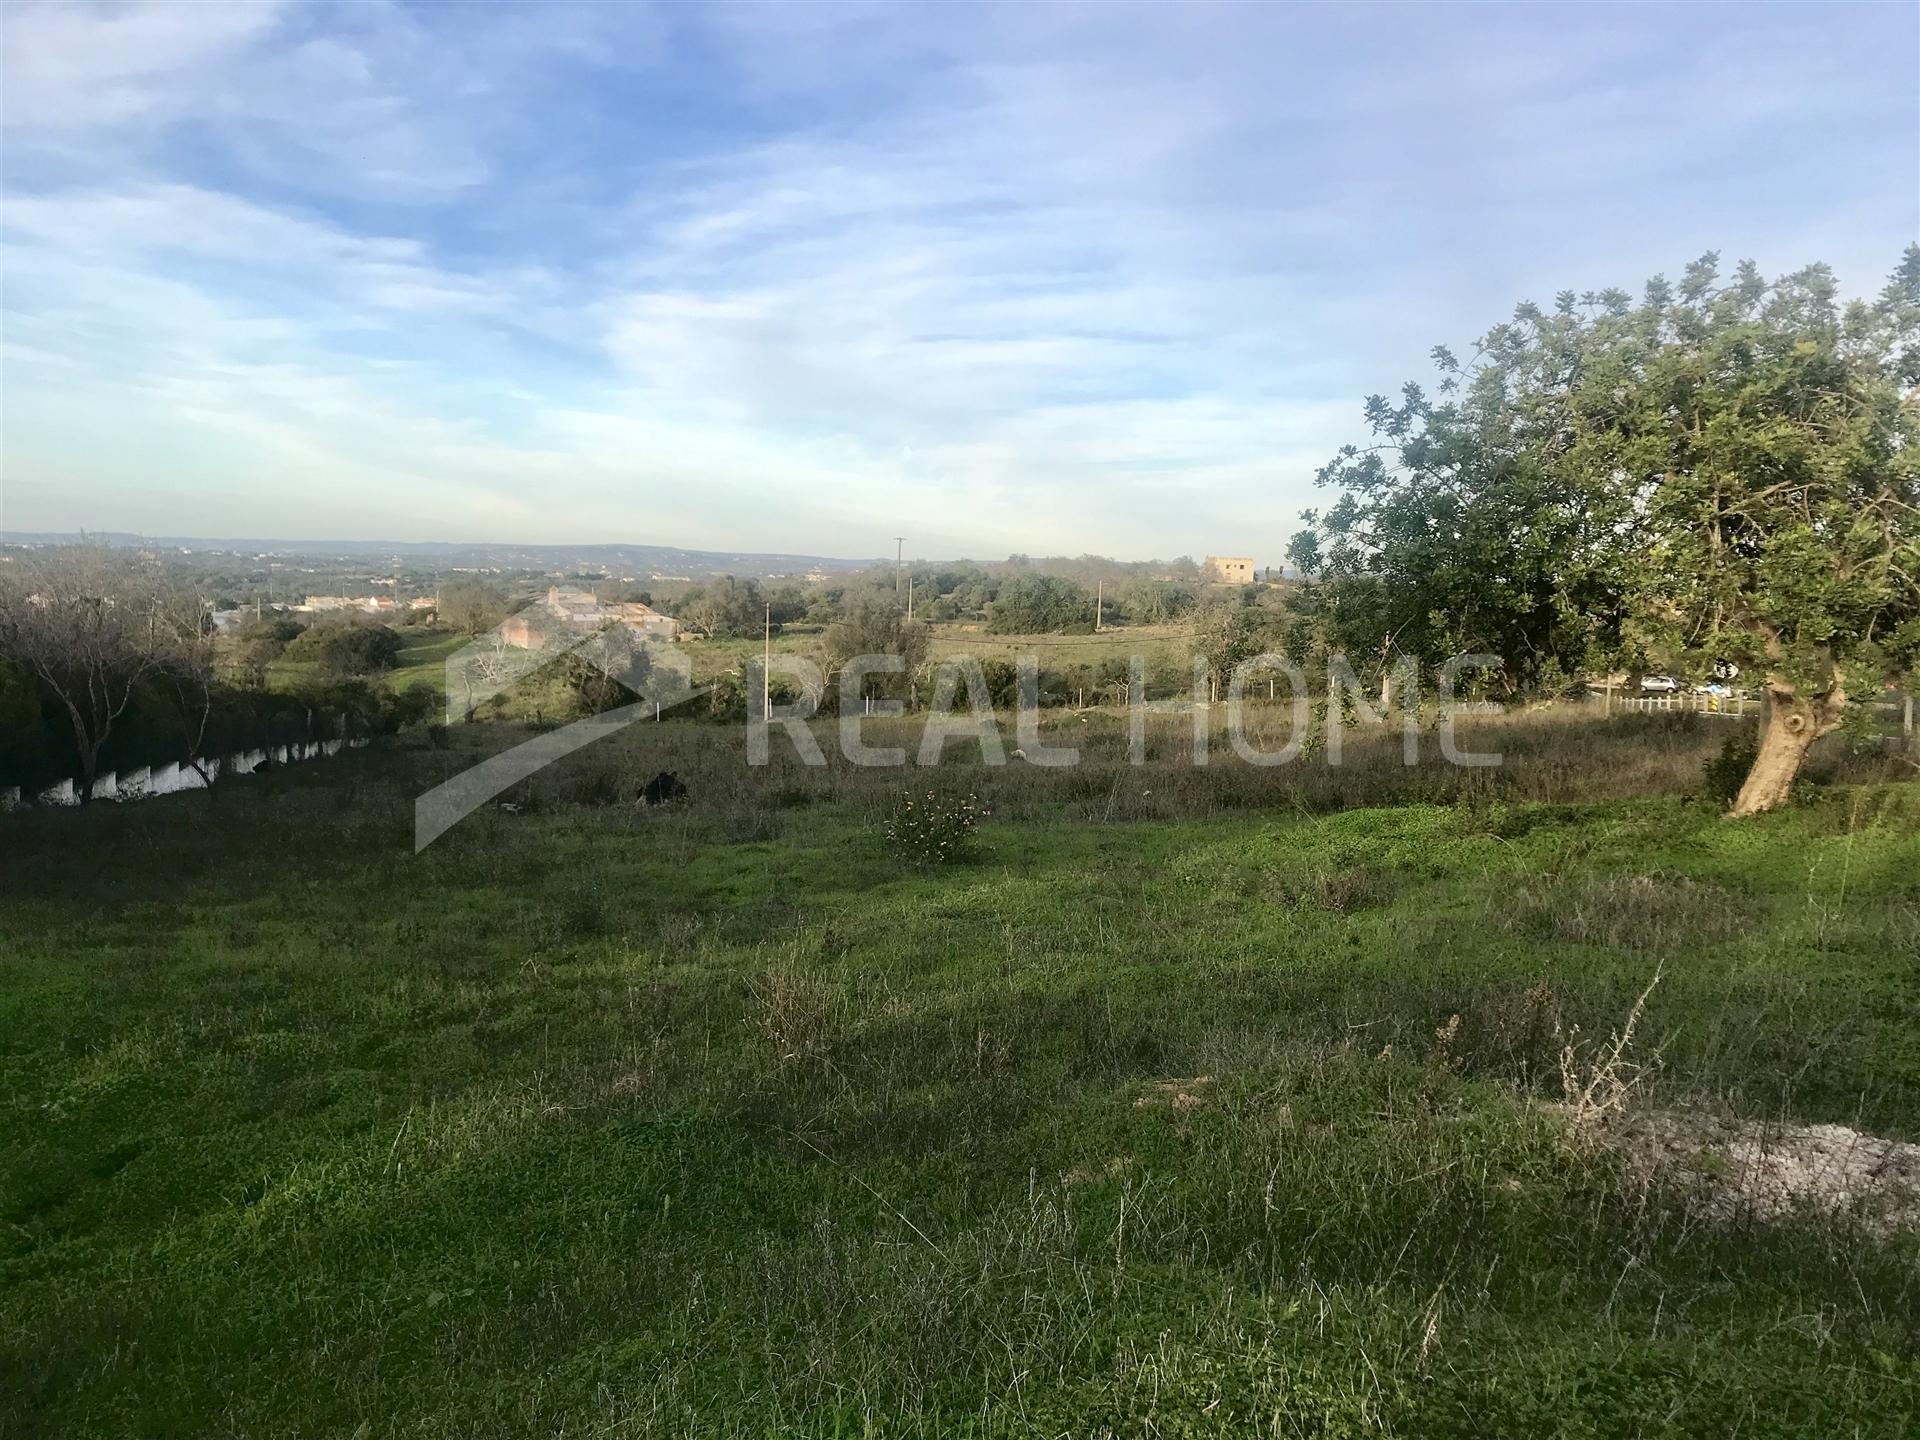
[906,576,914,623]
[894,537,905,598]
[762,602,772,721]
[1095,580,1102,633]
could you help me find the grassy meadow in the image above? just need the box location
[265,625,469,698]
[925,621,1199,670]
[3,706,1919,1437]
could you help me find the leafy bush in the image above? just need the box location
[1702,729,1759,807]
[882,789,986,865]
[283,620,402,676]
[986,574,1093,633]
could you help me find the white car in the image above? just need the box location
[1639,674,1683,692]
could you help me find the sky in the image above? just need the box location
[1,2,1915,563]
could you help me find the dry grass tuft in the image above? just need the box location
[1501,873,1747,951]
[1555,968,1662,1138]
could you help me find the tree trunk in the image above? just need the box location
[1728,676,1846,817]
[74,745,101,805]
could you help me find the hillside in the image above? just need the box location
[4,718,1917,1436]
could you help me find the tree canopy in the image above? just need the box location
[1291,248,1920,811]
[438,579,509,637]
[283,619,404,677]
[824,595,930,702]
[987,574,1093,634]
[678,576,766,639]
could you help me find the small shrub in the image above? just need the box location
[882,789,986,865]
[425,723,451,750]
[1267,862,1390,914]
[1702,729,1759,807]
[1556,969,1662,1140]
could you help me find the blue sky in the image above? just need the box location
[1,2,1914,561]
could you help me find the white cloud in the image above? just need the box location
[1,2,1913,557]
[0,0,289,130]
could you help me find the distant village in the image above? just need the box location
[500,586,681,648]
[283,582,684,650]
[292,593,437,616]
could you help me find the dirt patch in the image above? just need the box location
[1063,1154,1134,1186]
[1134,1075,1213,1111]
[1586,1108,1920,1235]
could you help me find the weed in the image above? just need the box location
[1556,968,1662,1138]
[882,789,987,866]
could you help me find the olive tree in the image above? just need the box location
[1570,251,1919,813]
[438,578,509,637]
[1296,248,1920,814]
[825,594,930,704]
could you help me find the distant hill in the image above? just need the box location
[0,534,880,581]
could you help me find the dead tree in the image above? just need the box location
[0,546,178,803]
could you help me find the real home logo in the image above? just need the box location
[418,616,700,850]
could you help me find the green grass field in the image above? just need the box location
[926,621,1197,667]
[384,627,471,694]
[3,717,1918,1436]
[678,621,1199,690]
[266,625,468,699]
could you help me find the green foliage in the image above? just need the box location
[824,594,930,702]
[679,575,766,639]
[986,573,1094,633]
[558,626,652,715]
[1703,729,1760,808]
[703,669,748,722]
[1293,247,1920,714]
[1194,604,1276,690]
[1586,250,1920,702]
[1119,578,1198,624]
[225,616,306,686]
[282,619,403,676]
[383,681,441,734]
[1289,339,1626,690]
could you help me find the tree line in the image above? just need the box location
[0,548,435,800]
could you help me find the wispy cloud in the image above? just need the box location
[2,1,1914,556]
